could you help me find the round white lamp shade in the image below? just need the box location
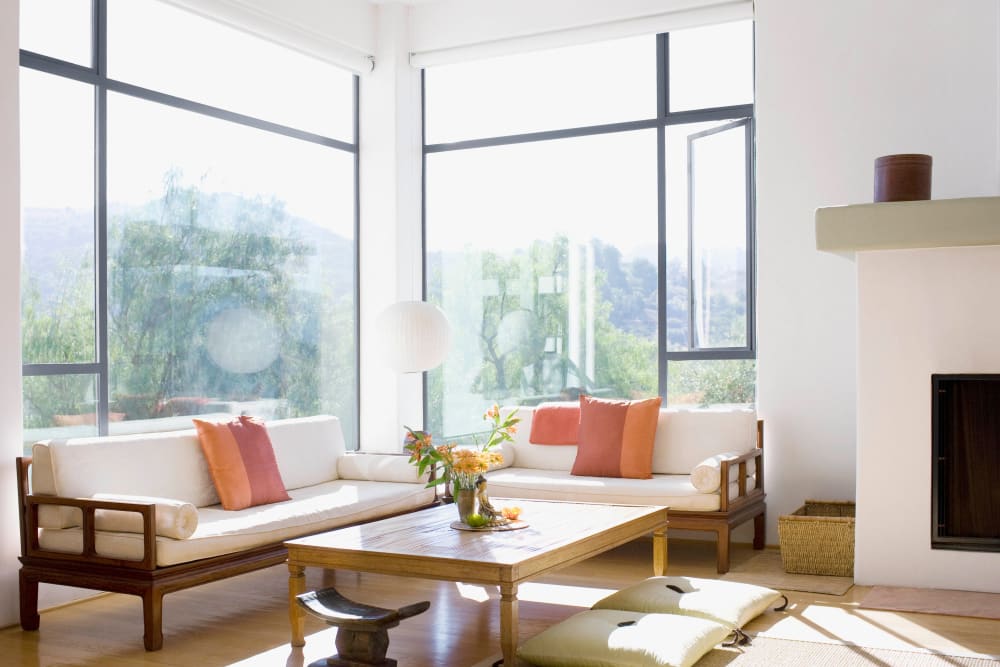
[375,301,451,373]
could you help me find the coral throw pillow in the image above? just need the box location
[529,402,581,444]
[193,415,290,510]
[571,396,662,479]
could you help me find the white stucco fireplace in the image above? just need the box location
[817,196,1000,593]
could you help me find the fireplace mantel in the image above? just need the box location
[815,196,1000,254]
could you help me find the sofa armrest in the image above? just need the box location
[718,448,764,512]
[21,491,158,570]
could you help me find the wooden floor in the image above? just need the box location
[3,539,1000,666]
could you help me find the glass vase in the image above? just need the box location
[454,488,476,524]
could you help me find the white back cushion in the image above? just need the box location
[268,415,345,489]
[505,405,757,475]
[41,415,346,508]
[652,408,757,475]
[504,407,578,471]
[48,429,220,507]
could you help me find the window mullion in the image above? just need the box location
[95,0,110,436]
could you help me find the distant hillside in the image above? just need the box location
[23,195,354,307]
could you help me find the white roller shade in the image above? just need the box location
[410,0,752,69]
[161,0,376,74]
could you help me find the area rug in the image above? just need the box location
[473,637,1000,667]
[719,549,854,595]
[695,636,1000,666]
[861,586,1000,621]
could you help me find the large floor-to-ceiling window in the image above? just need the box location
[19,0,359,449]
[424,22,754,438]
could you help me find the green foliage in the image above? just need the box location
[21,170,357,440]
[667,359,757,406]
[21,256,97,428]
[427,233,755,437]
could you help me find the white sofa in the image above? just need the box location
[16,415,435,651]
[486,405,766,573]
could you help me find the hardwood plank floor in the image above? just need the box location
[3,539,999,666]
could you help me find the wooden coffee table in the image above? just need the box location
[285,499,668,666]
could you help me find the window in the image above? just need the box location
[424,23,754,436]
[20,1,358,450]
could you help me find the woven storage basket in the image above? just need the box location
[778,500,855,577]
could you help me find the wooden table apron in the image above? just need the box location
[285,500,669,666]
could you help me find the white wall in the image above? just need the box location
[754,0,999,543]
[856,246,1000,592]
[0,0,22,629]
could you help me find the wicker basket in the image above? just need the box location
[778,500,855,577]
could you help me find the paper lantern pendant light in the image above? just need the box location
[375,301,451,373]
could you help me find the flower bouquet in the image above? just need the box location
[405,405,520,524]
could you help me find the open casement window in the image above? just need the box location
[667,117,754,360]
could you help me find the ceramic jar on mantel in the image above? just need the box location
[874,153,932,202]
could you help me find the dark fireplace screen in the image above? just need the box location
[932,374,1000,552]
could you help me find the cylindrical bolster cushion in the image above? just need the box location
[690,453,744,493]
[92,493,199,539]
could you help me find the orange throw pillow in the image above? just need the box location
[529,402,581,444]
[193,416,290,510]
[571,396,662,479]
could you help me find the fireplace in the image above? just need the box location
[932,374,1000,552]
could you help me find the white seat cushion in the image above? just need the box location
[484,468,744,511]
[517,609,731,667]
[592,576,783,629]
[38,480,435,566]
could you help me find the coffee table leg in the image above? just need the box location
[500,581,519,665]
[652,526,668,576]
[288,563,306,647]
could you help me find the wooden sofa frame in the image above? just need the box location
[15,456,432,651]
[668,419,766,573]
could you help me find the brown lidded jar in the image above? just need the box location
[874,153,932,202]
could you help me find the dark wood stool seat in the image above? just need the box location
[296,587,430,667]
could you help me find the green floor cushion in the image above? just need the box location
[592,576,784,630]
[516,609,731,667]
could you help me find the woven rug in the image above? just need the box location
[474,637,1000,667]
[719,549,854,595]
[861,586,1000,621]
[695,635,1000,666]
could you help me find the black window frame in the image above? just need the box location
[19,0,361,442]
[421,29,755,407]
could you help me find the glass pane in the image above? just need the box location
[664,119,749,351]
[23,374,99,451]
[424,35,655,144]
[690,121,748,348]
[669,20,753,112]
[20,0,92,66]
[667,359,756,407]
[20,69,96,364]
[106,93,357,444]
[425,130,658,438]
[107,0,354,140]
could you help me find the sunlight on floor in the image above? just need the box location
[516,581,618,607]
[455,582,492,603]
[755,601,1000,659]
[225,627,342,667]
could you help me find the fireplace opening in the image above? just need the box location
[932,374,1000,552]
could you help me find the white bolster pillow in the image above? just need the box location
[337,453,426,483]
[92,493,198,540]
[691,453,743,493]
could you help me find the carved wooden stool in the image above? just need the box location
[296,587,430,667]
